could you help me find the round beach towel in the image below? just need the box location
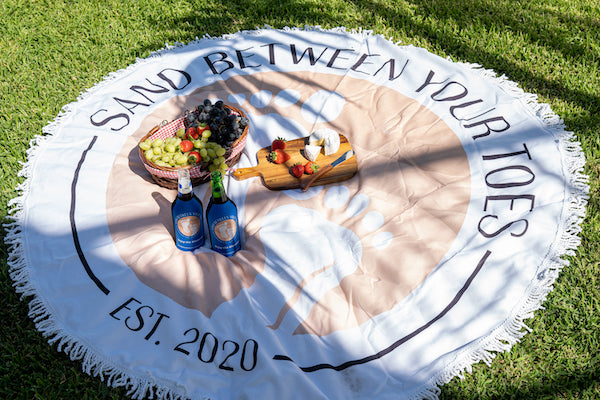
[5,27,588,400]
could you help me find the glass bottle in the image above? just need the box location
[172,169,205,251]
[206,171,241,257]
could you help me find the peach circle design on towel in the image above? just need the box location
[105,71,471,337]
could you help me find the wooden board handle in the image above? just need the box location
[301,164,333,191]
[233,167,262,181]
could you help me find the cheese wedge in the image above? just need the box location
[304,144,322,161]
[309,134,325,146]
[309,128,340,156]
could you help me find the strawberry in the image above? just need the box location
[186,127,199,140]
[188,150,201,164]
[271,137,286,151]
[304,161,318,175]
[197,123,209,133]
[292,163,304,178]
[269,149,290,164]
[180,139,194,153]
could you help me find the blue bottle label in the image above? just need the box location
[209,213,241,257]
[174,210,204,251]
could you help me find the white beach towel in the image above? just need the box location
[5,27,588,400]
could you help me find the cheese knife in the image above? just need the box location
[300,149,355,192]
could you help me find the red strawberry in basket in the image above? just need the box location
[188,151,201,164]
[180,140,194,153]
[197,123,209,133]
[186,127,199,139]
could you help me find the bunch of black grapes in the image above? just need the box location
[187,99,248,148]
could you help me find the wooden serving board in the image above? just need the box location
[233,134,357,190]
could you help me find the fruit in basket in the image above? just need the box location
[180,140,194,153]
[174,153,188,165]
[146,137,228,171]
[139,138,152,151]
[190,99,247,148]
[165,143,176,153]
[186,127,199,139]
[140,99,248,174]
[197,123,209,133]
[188,151,201,164]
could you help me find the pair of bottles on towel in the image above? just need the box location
[171,169,241,257]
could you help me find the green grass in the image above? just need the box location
[1,0,599,398]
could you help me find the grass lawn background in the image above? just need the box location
[1,0,598,399]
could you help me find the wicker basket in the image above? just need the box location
[139,104,249,189]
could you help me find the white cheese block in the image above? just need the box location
[323,133,340,156]
[304,144,322,161]
[309,128,340,156]
[309,128,334,146]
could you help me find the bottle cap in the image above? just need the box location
[178,169,192,194]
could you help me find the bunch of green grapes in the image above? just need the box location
[139,136,187,167]
[139,128,228,173]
